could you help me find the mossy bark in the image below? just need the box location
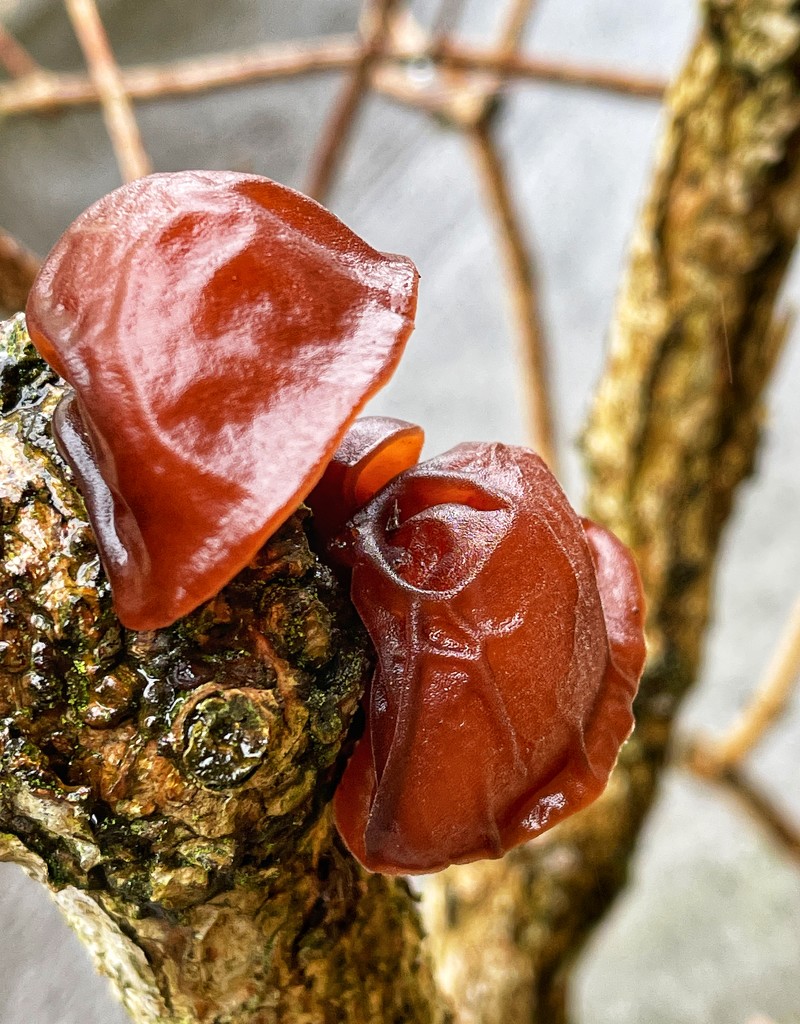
[421,2,800,1021]
[0,314,447,1024]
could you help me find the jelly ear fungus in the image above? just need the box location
[26,171,419,631]
[27,172,645,877]
[315,433,646,874]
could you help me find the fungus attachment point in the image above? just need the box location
[307,415,425,559]
[26,171,419,631]
[332,441,646,874]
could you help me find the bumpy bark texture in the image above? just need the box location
[422,2,800,1021]
[0,314,446,1024]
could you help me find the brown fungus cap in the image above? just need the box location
[331,441,646,874]
[26,171,419,630]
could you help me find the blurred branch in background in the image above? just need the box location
[0,39,667,117]
[0,21,41,78]
[64,0,151,181]
[0,228,40,315]
[702,592,800,770]
[423,1,800,1020]
[465,0,558,474]
[0,35,361,114]
[469,123,556,471]
[684,756,800,863]
[683,591,800,863]
[305,0,401,202]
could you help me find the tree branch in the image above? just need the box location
[681,752,800,864]
[0,41,665,119]
[0,23,41,78]
[422,2,800,1020]
[305,0,401,203]
[469,119,557,471]
[704,592,800,768]
[0,315,448,1024]
[64,0,151,181]
[0,228,40,315]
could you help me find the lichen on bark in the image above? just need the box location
[0,313,446,1024]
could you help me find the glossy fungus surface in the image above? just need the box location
[307,415,424,556]
[26,171,419,631]
[332,442,646,874]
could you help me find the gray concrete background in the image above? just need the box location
[0,1,798,1022]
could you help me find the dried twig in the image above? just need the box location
[0,37,360,116]
[435,43,667,98]
[684,749,800,864]
[470,120,557,470]
[0,228,40,314]
[0,40,667,118]
[496,0,538,54]
[680,591,800,862]
[0,23,41,78]
[467,0,558,471]
[64,0,151,182]
[305,0,401,203]
[372,3,562,478]
[709,593,800,768]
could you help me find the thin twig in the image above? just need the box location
[706,594,800,768]
[0,228,40,314]
[434,0,538,128]
[469,120,557,471]
[0,36,360,116]
[305,0,401,203]
[683,750,800,864]
[368,4,557,472]
[496,0,538,53]
[437,43,667,98]
[472,0,559,471]
[367,9,487,125]
[0,41,667,118]
[64,0,151,182]
[0,23,41,78]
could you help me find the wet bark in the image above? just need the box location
[421,1,800,1020]
[0,313,447,1024]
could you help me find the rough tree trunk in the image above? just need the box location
[0,314,447,1024]
[422,1,800,1021]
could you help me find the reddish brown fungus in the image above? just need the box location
[25,173,644,876]
[332,441,646,874]
[26,171,419,631]
[307,415,424,556]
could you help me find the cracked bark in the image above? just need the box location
[421,2,800,1021]
[0,314,447,1024]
